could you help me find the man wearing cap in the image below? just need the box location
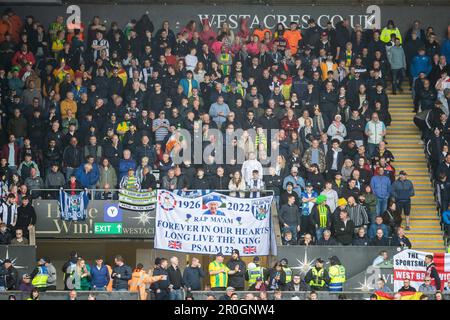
[282,166,306,198]
[280,258,293,285]
[301,182,318,235]
[245,256,268,287]
[219,286,235,300]
[29,258,49,292]
[391,171,415,230]
[208,253,230,291]
[311,194,332,241]
[227,249,246,291]
[2,258,18,290]
[202,195,225,216]
[304,258,330,291]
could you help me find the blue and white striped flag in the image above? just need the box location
[173,189,212,198]
[59,190,89,221]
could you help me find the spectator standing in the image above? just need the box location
[183,257,205,292]
[111,255,132,292]
[90,256,110,291]
[208,253,230,291]
[390,171,415,230]
[226,249,246,291]
[167,256,184,300]
[371,167,392,216]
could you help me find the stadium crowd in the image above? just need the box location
[1,248,449,300]
[0,6,449,298]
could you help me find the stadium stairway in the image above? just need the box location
[386,84,444,252]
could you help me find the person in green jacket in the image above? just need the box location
[361,185,378,224]
[73,258,91,291]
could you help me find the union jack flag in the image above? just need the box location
[243,246,257,254]
[168,241,182,250]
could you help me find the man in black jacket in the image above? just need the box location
[167,256,184,300]
[418,79,438,111]
[15,196,36,240]
[226,249,246,291]
[191,168,211,189]
[325,139,344,180]
[111,255,132,291]
[62,137,83,180]
[279,195,301,242]
[285,274,311,292]
[152,258,170,300]
[333,210,355,245]
[3,259,18,290]
[182,257,205,291]
[425,254,441,290]
[369,229,389,246]
[210,167,230,190]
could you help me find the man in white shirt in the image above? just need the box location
[241,152,263,186]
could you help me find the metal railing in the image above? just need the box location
[29,188,275,201]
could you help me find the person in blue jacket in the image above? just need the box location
[370,167,392,216]
[368,216,390,240]
[442,31,450,64]
[90,256,111,291]
[75,162,99,188]
[410,47,432,100]
[119,149,137,180]
[410,47,432,78]
[443,203,450,238]
[179,71,199,97]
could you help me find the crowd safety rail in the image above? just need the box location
[0,291,139,300]
[29,188,276,200]
[190,290,450,300]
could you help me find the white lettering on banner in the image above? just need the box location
[196,6,381,30]
[228,14,238,29]
[263,15,276,30]
[154,191,273,256]
[393,250,450,291]
[250,15,260,29]
[317,15,330,28]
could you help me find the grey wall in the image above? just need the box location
[276,246,398,278]
[4,4,450,38]
[0,291,138,300]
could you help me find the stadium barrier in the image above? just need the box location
[0,291,139,300]
[190,291,450,300]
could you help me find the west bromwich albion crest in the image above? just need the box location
[251,200,270,220]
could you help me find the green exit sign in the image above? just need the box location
[94,223,123,234]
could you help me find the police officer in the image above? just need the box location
[328,256,346,291]
[245,256,267,287]
[280,258,293,285]
[29,258,49,292]
[304,258,330,291]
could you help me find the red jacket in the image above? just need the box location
[11,51,36,67]
[1,143,21,167]
[280,116,299,135]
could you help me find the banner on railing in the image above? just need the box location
[118,189,157,211]
[393,249,450,291]
[155,190,273,256]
